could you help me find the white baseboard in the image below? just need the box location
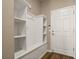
[47,50,75,58]
[47,50,52,52]
[38,50,47,59]
[39,50,52,59]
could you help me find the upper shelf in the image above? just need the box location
[14,0,31,19]
[14,17,26,22]
[14,35,26,38]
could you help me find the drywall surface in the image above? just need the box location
[40,0,75,49]
[2,0,14,59]
[26,0,41,15]
[19,43,47,59]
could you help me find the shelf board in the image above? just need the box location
[14,35,26,38]
[15,50,26,59]
[14,17,26,22]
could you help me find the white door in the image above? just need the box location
[50,6,75,57]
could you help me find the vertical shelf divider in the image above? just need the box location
[43,15,47,42]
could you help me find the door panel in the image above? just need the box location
[53,32,64,49]
[54,18,63,32]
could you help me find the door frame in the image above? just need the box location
[50,5,76,58]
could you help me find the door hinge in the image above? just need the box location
[73,10,75,14]
[73,48,74,52]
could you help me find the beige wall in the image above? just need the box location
[2,0,14,59]
[26,0,41,15]
[40,0,76,49]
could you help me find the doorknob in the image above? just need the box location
[52,30,54,32]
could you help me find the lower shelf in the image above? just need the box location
[15,50,26,59]
[14,42,47,59]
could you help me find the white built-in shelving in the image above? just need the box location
[14,0,29,58]
[14,16,27,55]
[14,0,47,58]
